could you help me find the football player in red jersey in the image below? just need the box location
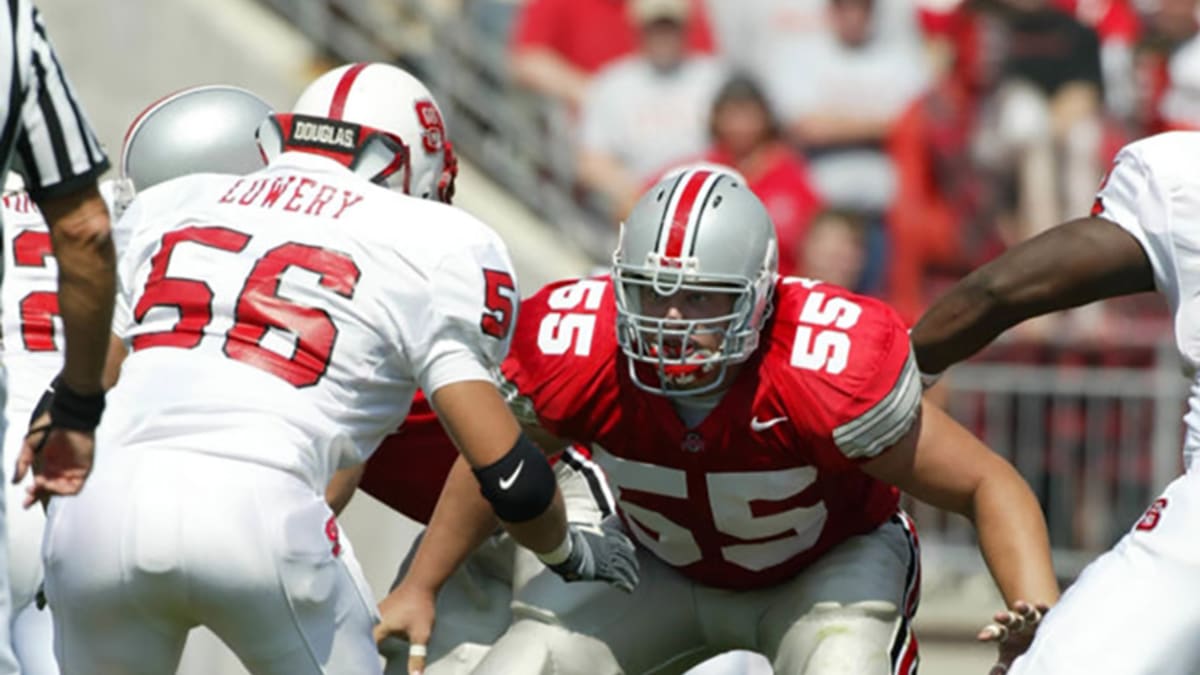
[381,168,1059,674]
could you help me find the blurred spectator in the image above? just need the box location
[1139,0,1200,132]
[973,0,1103,240]
[1160,35,1200,129]
[795,210,870,291]
[510,0,716,111]
[702,76,824,277]
[776,0,931,214]
[577,0,726,220]
[1053,0,1141,121]
[737,0,929,79]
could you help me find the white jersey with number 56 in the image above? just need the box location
[108,152,517,490]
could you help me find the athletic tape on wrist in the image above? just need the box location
[537,529,574,566]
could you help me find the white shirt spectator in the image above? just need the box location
[766,24,929,211]
[741,0,928,86]
[1160,35,1200,129]
[580,55,727,184]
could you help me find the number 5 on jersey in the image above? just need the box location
[537,279,606,356]
[786,278,862,375]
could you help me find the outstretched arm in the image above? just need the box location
[861,400,1059,608]
[862,400,1060,671]
[911,217,1153,375]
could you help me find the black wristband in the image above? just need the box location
[473,432,556,523]
[48,377,105,431]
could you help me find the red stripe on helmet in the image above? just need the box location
[662,170,711,258]
[328,63,370,120]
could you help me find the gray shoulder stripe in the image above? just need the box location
[833,349,921,460]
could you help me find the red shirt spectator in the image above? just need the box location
[513,0,715,75]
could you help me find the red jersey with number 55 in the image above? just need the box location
[501,276,919,589]
[106,152,519,491]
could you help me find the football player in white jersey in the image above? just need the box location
[1,84,276,675]
[910,130,1200,674]
[15,62,636,675]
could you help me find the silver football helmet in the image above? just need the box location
[613,167,778,396]
[115,85,273,216]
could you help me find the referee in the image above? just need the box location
[5,4,113,474]
[0,3,114,672]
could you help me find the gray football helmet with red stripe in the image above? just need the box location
[115,85,274,217]
[613,167,778,396]
[256,62,457,202]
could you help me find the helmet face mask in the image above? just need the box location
[614,269,760,395]
[612,168,779,397]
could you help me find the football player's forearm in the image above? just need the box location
[970,462,1060,608]
[499,488,568,556]
[44,188,116,394]
[912,219,1152,374]
[405,456,499,593]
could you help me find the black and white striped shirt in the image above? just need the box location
[0,0,107,201]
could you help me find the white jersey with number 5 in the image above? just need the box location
[109,151,517,490]
[1092,130,1200,469]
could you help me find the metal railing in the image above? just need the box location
[910,339,1187,580]
[255,0,616,260]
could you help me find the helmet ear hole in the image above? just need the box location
[354,133,411,192]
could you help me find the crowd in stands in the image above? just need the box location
[491,0,1191,337]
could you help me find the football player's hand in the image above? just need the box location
[15,411,95,509]
[544,516,639,593]
[977,600,1051,674]
[375,581,435,674]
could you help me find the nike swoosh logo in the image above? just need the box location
[499,460,525,490]
[750,416,788,432]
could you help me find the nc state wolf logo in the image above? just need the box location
[415,100,445,154]
[1136,497,1168,532]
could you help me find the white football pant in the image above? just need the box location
[3,395,54,675]
[0,368,23,675]
[43,446,380,675]
[471,512,921,675]
[1011,467,1200,675]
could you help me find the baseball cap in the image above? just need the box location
[630,0,689,24]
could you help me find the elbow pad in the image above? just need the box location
[473,432,556,523]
